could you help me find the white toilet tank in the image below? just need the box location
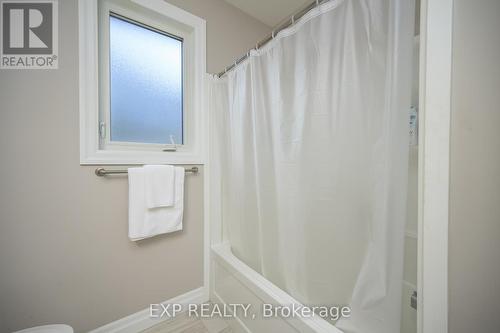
[13,325,73,333]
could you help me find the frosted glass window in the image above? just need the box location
[109,14,183,144]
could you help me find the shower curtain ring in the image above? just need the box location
[316,0,319,6]
[291,15,295,24]
[272,31,275,39]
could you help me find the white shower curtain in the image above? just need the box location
[210,0,414,332]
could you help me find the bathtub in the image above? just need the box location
[211,243,343,333]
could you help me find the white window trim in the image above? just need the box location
[79,0,206,165]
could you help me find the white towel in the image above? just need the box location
[128,166,184,241]
[144,165,175,208]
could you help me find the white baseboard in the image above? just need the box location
[88,287,208,333]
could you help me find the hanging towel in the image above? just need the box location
[144,165,175,208]
[128,166,185,241]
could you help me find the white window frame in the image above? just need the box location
[79,0,206,165]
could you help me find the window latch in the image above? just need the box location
[99,122,106,139]
[162,134,177,151]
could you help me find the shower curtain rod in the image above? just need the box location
[217,0,330,78]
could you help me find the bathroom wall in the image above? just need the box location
[448,0,500,332]
[0,1,270,332]
[164,0,270,74]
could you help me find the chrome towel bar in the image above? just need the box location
[95,166,199,177]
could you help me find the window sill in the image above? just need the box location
[80,148,205,165]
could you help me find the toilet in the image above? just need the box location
[13,325,73,333]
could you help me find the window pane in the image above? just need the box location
[109,15,183,145]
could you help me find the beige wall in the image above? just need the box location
[449,0,500,332]
[0,1,269,332]
[165,0,270,74]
